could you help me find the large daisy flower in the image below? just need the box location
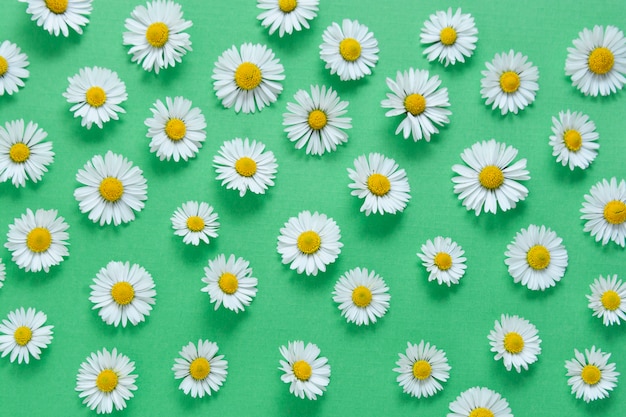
[201,254,258,313]
[256,0,319,37]
[580,177,626,247]
[279,340,330,400]
[565,25,626,97]
[549,110,599,170]
[320,19,379,81]
[0,307,53,364]
[417,236,467,286]
[0,119,54,188]
[0,40,29,96]
[488,314,541,373]
[172,339,228,398]
[170,201,219,246]
[420,8,478,66]
[5,208,69,273]
[393,340,451,398]
[565,346,619,402]
[283,85,352,156]
[451,139,530,215]
[332,267,390,326]
[212,43,285,114]
[74,151,148,226]
[448,386,513,417]
[19,0,92,37]
[587,274,626,326]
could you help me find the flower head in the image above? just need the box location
[488,314,542,372]
[0,40,29,96]
[256,0,319,37]
[393,340,451,398]
[420,8,478,66]
[171,201,219,246]
[447,386,513,417]
[565,346,619,402]
[587,274,626,326]
[417,236,467,286]
[279,340,330,400]
[332,267,390,326]
[201,254,258,313]
[172,340,228,398]
[549,110,599,170]
[580,177,626,247]
[19,0,93,37]
[0,307,53,364]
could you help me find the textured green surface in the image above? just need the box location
[1,0,625,416]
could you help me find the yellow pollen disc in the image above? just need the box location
[44,0,68,14]
[526,245,551,270]
[278,0,297,13]
[503,332,525,354]
[297,230,321,255]
[85,86,107,108]
[14,326,32,346]
[0,56,8,77]
[293,360,312,381]
[588,47,614,75]
[478,165,504,190]
[499,71,521,93]
[111,281,135,305]
[308,109,328,130]
[440,27,457,46]
[9,143,30,163]
[96,369,118,393]
[218,272,239,295]
[339,38,362,62]
[412,360,432,380]
[603,200,626,225]
[563,129,583,152]
[145,22,169,48]
[404,93,426,116]
[434,252,453,271]
[235,62,262,91]
[99,177,124,203]
[601,290,621,311]
[186,216,205,232]
[469,408,495,417]
[352,285,373,308]
[165,118,186,141]
[26,227,52,253]
[367,173,391,197]
[189,357,211,380]
[581,364,602,385]
[234,156,257,177]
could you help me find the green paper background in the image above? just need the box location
[1,0,625,415]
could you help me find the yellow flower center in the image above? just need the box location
[85,86,107,108]
[367,173,391,197]
[412,360,432,380]
[603,200,626,225]
[526,245,551,270]
[189,357,211,380]
[111,281,135,305]
[0,56,8,77]
[308,109,328,130]
[478,165,504,190]
[9,143,30,163]
[351,285,373,308]
[145,22,169,48]
[293,360,312,381]
[434,252,453,271]
[297,230,321,255]
[581,364,601,385]
[235,62,262,91]
[14,326,32,346]
[26,227,52,253]
[218,272,239,295]
[404,93,426,116]
[165,118,186,141]
[588,47,614,75]
[601,290,621,311]
[440,27,457,46]
[563,129,582,152]
[503,331,525,354]
[186,215,205,232]
[499,71,521,93]
[339,38,361,62]
[44,0,68,14]
[469,408,495,417]
[96,369,118,393]
[234,156,257,177]
[278,0,297,13]
[99,177,124,202]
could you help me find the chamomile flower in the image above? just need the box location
[0,259,5,289]
[565,346,619,402]
[0,119,54,188]
[451,139,530,215]
[420,8,478,66]
[256,0,319,37]
[213,138,277,197]
[74,151,148,226]
[19,0,93,37]
[381,68,451,142]
[0,307,53,364]
[417,236,467,286]
[320,19,379,81]
[565,25,626,97]
[170,201,219,246]
[212,43,285,114]
[172,340,228,398]
[587,274,626,326]
[201,254,258,313]
[347,153,411,215]
[63,66,128,129]
[279,340,330,400]
[549,110,599,170]
[5,208,69,273]
[448,386,513,417]
[283,85,352,155]
[332,267,390,326]
[76,347,138,414]
[580,177,626,247]
[123,0,192,74]
[393,340,451,398]
[488,314,541,373]
[480,50,539,115]
[277,210,343,276]
[0,40,29,96]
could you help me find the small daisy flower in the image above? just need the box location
[256,0,319,37]
[488,314,541,373]
[213,138,278,197]
[381,68,451,142]
[448,386,513,417]
[277,211,343,276]
[565,346,619,402]
[19,0,93,37]
[332,267,390,326]
[201,254,258,313]
[549,110,599,170]
[283,85,352,156]
[581,177,626,247]
[0,40,29,96]
[170,201,219,246]
[63,66,127,129]
[172,339,228,398]
[480,50,539,115]
[320,19,379,81]
[0,307,53,364]
[347,153,411,216]
[452,139,530,215]
[393,340,451,398]
[5,208,69,273]
[74,151,148,226]
[417,236,467,286]
[0,259,5,289]
[0,119,54,188]
[420,8,478,66]
[212,43,285,114]
[565,25,626,97]
[587,274,626,326]
[279,340,330,400]
[76,347,138,414]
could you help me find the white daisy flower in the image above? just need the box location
[587,274,626,326]
[75,347,138,414]
[488,314,541,373]
[89,261,156,327]
[381,68,451,142]
[0,307,53,364]
[212,43,285,114]
[0,259,5,289]
[172,339,228,398]
[19,0,92,37]
[347,153,411,216]
[5,208,69,273]
[0,119,54,188]
[320,19,379,81]
[123,0,192,74]
[170,201,219,246]
[201,254,258,313]
[213,138,278,197]
[74,151,148,226]
[565,346,619,402]
[0,40,29,96]
[283,85,352,156]
[448,386,513,417]
[420,8,478,67]
[277,210,343,276]
[417,236,467,286]
[279,340,330,400]
[580,177,626,247]
[256,0,319,37]
[451,139,530,215]
[565,25,626,97]
[480,50,539,115]
[549,110,599,170]
[332,267,390,326]
[393,340,451,398]
[63,66,127,129]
